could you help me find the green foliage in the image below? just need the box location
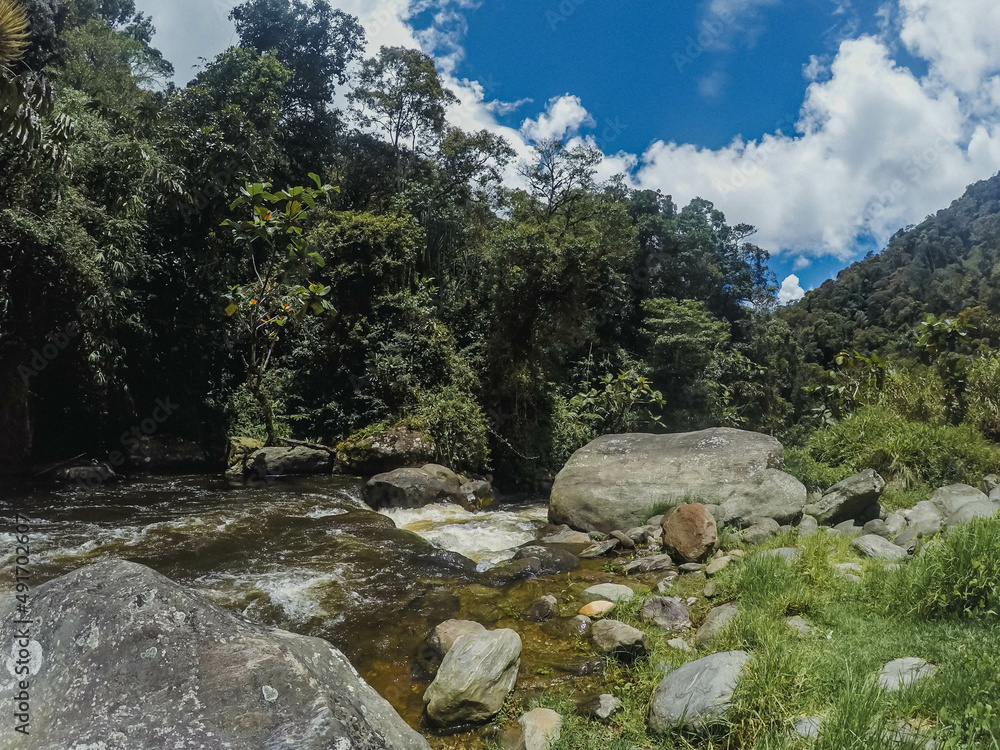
[568,370,666,435]
[783,447,850,492]
[964,352,1000,440]
[407,385,490,471]
[791,405,1000,490]
[870,516,1000,619]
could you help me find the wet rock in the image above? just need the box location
[553,656,605,676]
[548,428,800,533]
[640,596,692,631]
[417,619,487,675]
[647,650,751,731]
[513,545,579,575]
[52,462,117,485]
[542,615,591,638]
[582,583,635,603]
[742,518,780,545]
[481,558,542,588]
[661,503,718,563]
[526,595,559,623]
[501,708,562,750]
[878,657,937,692]
[591,620,651,660]
[579,539,620,558]
[6,560,431,749]
[335,424,437,475]
[852,534,908,560]
[577,694,623,722]
[461,479,495,508]
[226,436,262,474]
[611,530,637,549]
[541,525,592,545]
[424,629,522,726]
[247,445,333,477]
[579,600,615,618]
[804,469,885,525]
[695,602,739,648]
[365,464,470,509]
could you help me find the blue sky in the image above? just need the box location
[138,0,1000,302]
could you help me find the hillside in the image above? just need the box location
[781,172,1000,366]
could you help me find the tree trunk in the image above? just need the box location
[248,377,277,447]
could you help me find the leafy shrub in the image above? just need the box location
[784,447,850,492]
[407,385,490,472]
[792,406,1000,490]
[871,516,1000,618]
[965,353,1000,440]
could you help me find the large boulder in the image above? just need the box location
[549,429,804,533]
[336,423,437,475]
[246,446,333,477]
[661,503,718,562]
[803,469,885,525]
[0,560,430,749]
[648,650,751,731]
[226,436,263,475]
[364,464,473,510]
[52,461,117,486]
[423,629,522,726]
[851,534,907,561]
[416,619,487,675]
[946,500,1000,528]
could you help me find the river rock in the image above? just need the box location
[53,461,117,485]
[578,694,623,721]
[548,428,803,533]
[798,514,819,535]
[640,596,691,631]
[513,545,579,575]
[365,463,473,509]
[481,558,541,587]
[501,708,563,750]
[227,436,263,474]
[583,583,635,603]
[695,602,739,648]
[896,501,945,547]
[541,525,592,545]
[878,657,937,692]
[662,503,718,562]
[247,445,333,477]
[742,517,780,545]
[929,484,988,518]
[461,479,495,508]
[591,620,651,660]
[579,538,620,558]
[579,600,615,618]
[647,650,751,731]
[3,560,431,749]
[335,423,437,475]
[705,556,730,577]
[526,595,559,623]
[424,629,522,726]
[803,469,885,525]
[718,469,809,527]
[622,553,674,575]
[851,534,908,561]
[946,500,1000,528]
[417,619,487,675]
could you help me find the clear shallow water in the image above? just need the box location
[0,474,551,729]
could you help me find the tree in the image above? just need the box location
[516,139,602,228]
[222,176,337,444]
[350,46,458,165]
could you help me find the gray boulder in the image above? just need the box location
[526,595,559,623]
[577,693,623,721]
[640,596,692,631]
[798,514,819,536]
[365,464,471,510]
[647,650,751,731]
[582,583,635,603]
[335,423,437,475]
[424,629,522,726]
[851,534,907,561]
[695,602,739,648]
[929,484,988,518]
[247,445,333,477]
[549,428,803,533]
[2,560,430,749]
[946,500,1000,528]
[803,469,885,525]
[719,469,809,527]
[591,620,651,660]
[863,518,891,538]
[513,545,579,575]
[417,619,487,675]
[896,501,945,547]
[742,517,780,545]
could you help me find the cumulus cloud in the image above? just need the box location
[520,95,597,143]
[777,274,806,304]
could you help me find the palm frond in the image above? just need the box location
[0,0,29,68]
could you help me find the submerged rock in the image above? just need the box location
[52,461,117,485]
[424,629,522,726]
[548,428,803,533]
[582,583,635,603]
[1,560,431,749]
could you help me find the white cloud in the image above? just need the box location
[519,95,597,143]
[777,274,806,304]
[802,54,828,81]
[793,256,812,270]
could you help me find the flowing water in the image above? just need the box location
[0,474,573,739]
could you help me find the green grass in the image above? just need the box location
[484,521,1000,750]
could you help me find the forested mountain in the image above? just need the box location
[782,172,1000,367]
